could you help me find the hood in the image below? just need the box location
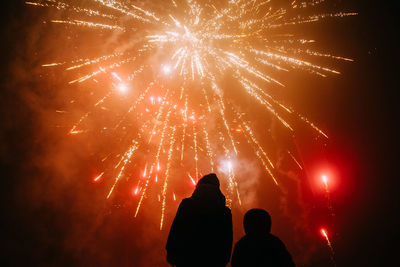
[191,184,226,207]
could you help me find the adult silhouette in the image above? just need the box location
[166,173,233,267]
[232,209,295,267]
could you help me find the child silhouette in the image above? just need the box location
[232,209,295,267]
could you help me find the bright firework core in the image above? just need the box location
[322,174,328,185]
[28,0,356,236]
[117,83,128,93]
[162,64,172,75]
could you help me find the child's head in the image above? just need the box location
[243,209,271,236]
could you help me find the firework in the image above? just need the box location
[27,0,355,229]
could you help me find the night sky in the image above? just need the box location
[0,0,397,266]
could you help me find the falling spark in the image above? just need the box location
[321,228,329,242]
[107,141,138,199]
[288,151,303,170]
[321,228,336,266]
[93,172,104,182]
[160,126,177,230]
[142,163,148,178]
[50,19,125,31]
[188,173,196,186]
[134,187,139,195]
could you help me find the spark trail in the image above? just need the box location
[321,228,336,266]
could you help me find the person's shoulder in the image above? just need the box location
[220,206,232,218]
[181,197,191,203]
[234,235,248,248]
[180,197,192,206]
[268,234,287,248]
[223,205,232,213]
[236,235,251,245]
[177,197,193,209]
[269,233,283,241]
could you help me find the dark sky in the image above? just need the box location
[0,0,397,266]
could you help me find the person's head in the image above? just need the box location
[196,173,220,188]
[192,173,225,206]
[243,209,271,236]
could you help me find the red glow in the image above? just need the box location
[310,165,338,192]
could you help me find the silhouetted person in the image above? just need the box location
[232,209,295,267]
[166,173,233,267]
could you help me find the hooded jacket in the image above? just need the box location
[231,234,295,267]
[166,183,233,267]
[231,208,295,267]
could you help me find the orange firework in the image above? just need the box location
[27,0,355,230]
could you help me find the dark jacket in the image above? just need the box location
[166,184,233,267]
[232,233,295,267]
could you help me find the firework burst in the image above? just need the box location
[27,0,355,229]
